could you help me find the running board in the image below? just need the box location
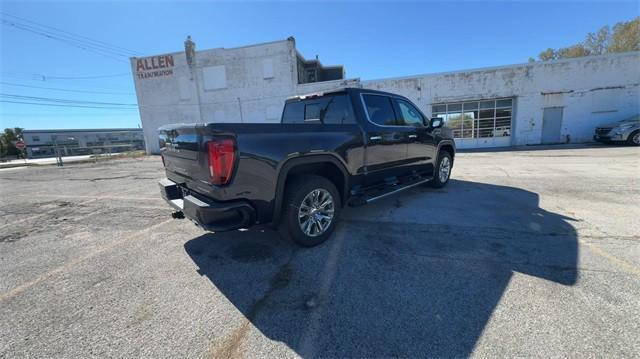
[348,176,433,206]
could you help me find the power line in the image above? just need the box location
[46,73,132,80]
[1,12,142,65]
[2,19,130,63]
[2,112,138,117]
[3,20,134,59]
[1,100,138,110]
[1,12,140,55]
[0,81,135,95]
[0,93,137,106]
[0,71,131,81]
[2,19,131,63]
[0,12,140,56]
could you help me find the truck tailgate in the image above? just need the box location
[158,125,209,184]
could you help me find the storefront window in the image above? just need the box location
[432,98,513,139]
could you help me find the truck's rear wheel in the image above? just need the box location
[279,175,341,247]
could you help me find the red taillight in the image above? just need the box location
[207,139,236,185]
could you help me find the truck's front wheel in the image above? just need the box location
[430,152,453,188]
[279,175,341,247]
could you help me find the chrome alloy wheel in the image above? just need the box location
[298,188,335,237]
[439,156,451,183]
[633,132,640,145]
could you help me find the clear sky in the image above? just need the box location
[1,0,638,130]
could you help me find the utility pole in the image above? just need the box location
[185,36,204,124]
[53,137,63,166]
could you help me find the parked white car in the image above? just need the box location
[594,115,640,146]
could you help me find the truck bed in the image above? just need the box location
[159,122,364,224]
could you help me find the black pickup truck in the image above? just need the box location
[159,88,455,246]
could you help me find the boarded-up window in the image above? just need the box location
[203,65,226,90]
[591,89,619,113]
[263,59,274,79]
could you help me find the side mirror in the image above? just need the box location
[430,118,444,129]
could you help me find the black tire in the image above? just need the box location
[279,175,341,247]
[626,130,640,146]
[430,151,453,188]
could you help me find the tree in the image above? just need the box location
[534,16,639,61]
[556,44,590,59]
[538,48,557,61]
[0,139,6,158]
[609,17,640,53]
[0,128,24,158]
[584,26,610,55]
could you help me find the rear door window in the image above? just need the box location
[322,95,356,124]
[362,94,397,126]
[282,94,356,124]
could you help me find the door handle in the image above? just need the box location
[408,134,417,139]
[370,136,382,141]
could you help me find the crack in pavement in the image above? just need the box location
[0,198,98,231]
[210,250,296,358]
[0,219,174,302]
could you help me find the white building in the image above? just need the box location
[22,128,144,158]
[131,38,640,153]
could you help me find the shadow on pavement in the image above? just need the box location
[184,180,578,357]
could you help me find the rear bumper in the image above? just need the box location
[159,178,255,232]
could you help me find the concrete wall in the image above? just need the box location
[133,39,304,153]
[133,38,639,153]
[363,52,640,148]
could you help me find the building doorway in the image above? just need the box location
[541,107,563,144]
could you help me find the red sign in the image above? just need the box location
[15,141,26,150]
[135,55,175,80]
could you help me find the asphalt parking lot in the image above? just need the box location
[1,145,639,358]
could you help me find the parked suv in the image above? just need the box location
[594,115,640,146]
[158,88,455,246]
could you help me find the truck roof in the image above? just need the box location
[286,87,407,102]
